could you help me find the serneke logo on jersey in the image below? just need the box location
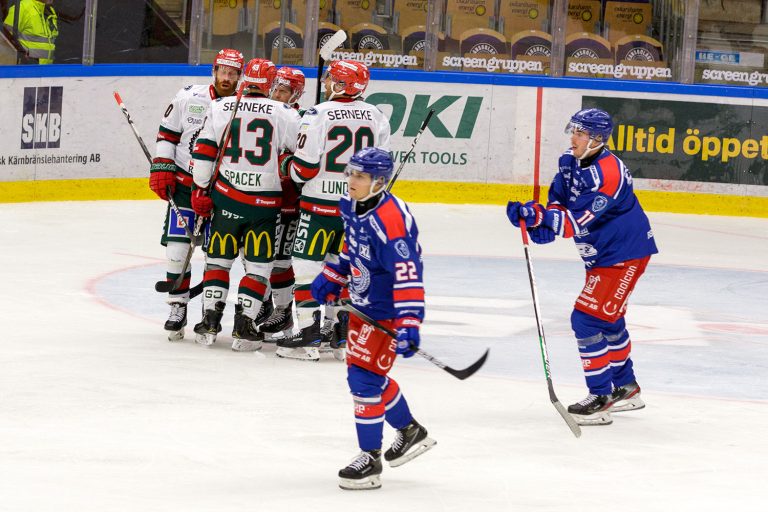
[21,86,63,149]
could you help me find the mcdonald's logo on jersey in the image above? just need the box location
[208,232,238,256]
[309,228,336,256]
[245,230,273,258]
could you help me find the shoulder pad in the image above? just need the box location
[305,107,318,116]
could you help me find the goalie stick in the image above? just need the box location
[342,302,489,381]
[519,219,582,438]
[386,109,434,192]
[315,30,347,104]
[155,83,246,293]
[113,91,194,240]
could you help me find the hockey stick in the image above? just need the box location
[315,30,347,104]
[519,220,582,438]
[386,109,434,192]
[155,83,246,293]
[342,302,489,381]
[113,91,194,241]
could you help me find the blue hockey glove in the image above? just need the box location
[310,266,347,304]
[394,317,420,358]
[519,201,546,228]
[506,201,524,227]
[530,226,556,244]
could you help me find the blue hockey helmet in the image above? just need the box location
[345,147,394,181]
[565,108,613,142]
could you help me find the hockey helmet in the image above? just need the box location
[324,60,370,99]
[243,58,277,94]
[565,108,613,142]
[345,147,394,182]
[213,48,244,75]
[271,66,305,103]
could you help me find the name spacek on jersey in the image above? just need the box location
[191,95,300,204]
[547,147,658,268]
[290,100,391,209]
[328,193,425,322]
[155,84,219,187]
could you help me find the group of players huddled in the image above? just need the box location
[148,48,657,491]
[148,49,434,490]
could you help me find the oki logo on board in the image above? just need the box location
[21,86,63,149]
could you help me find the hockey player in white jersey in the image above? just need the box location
[189,58,301,351]
[150,48,244,342]
[276,59,391,361]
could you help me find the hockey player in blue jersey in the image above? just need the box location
[310,147,436,490]
[507,108,658,426]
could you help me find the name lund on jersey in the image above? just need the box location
[322,180,348,195]
[327,109,373,121]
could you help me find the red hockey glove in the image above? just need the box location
[149,158,176,200]
[191,187,213,217]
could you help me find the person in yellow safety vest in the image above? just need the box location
[3,0,58,64]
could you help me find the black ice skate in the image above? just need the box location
[567,394,613,425]
[275,311,321,361]
[164,302,187,342]
[338,450,383,490]
[331,310,349,362]
[384,419,437,467]
[231,304,263,352]
[610,381,645,412]
[193,301,225,346]
[257,302,293,340]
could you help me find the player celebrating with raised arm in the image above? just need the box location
[311,148,436,490]
[189,58,301,351]
[507,108,658,426]
[276,60,391,362]
[150,48,243,342]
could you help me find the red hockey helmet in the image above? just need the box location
[213,48,244,74]
[272,66,306,103]
[325,60,370,99]
[243,58,277,94]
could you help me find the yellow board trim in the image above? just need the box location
[1,178,767,218]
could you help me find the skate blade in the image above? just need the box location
[167,328,185,342]
[571,411,613,426]
[194,333,216,346]
[388,437,436,468]
[609,396,645,413]
[231,339,263,352]
[275,346,320,362]
[339,475,381,490]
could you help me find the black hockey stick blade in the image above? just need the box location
[188,280,204,299]
[341,301,489,380]
[155,279,176,293]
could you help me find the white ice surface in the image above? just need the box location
[1,201,766,512]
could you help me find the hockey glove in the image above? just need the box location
[191,187,213,217]
[310,266,348,304]
[530,226,556,244]
[394,317,420,358]
[149,158,176,200]
[278,152,295,178]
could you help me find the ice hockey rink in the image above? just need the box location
[1,199,766,512]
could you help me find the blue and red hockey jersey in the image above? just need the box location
[547,147,659,268]
[329,192,425,322]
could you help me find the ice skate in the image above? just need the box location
[338,450,382,490]
[231,304,263,352]
[257,302,293,340]
[331,310,348,361]
[275,311,321,361]
[193,301,225,346]
[567,394,613,425]
[610,381,645,412]
[319,316,335,354]
[164,302,187,341]
[384,419,436,467]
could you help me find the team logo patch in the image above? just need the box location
[350,258,371,295]
[168,207,195,238]
[394,240,410,259]
[576,243,598,258]
[592,196,608,212]
[359,244,371,260]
